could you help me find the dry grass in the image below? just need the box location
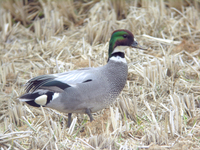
[0,0,200,149]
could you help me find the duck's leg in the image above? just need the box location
[67,113,72,127]
[85,108,94,122]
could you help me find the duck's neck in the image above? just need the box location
[107,46,127,63]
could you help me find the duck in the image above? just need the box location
[19,29,144,127]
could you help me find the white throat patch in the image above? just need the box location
[110,46,128,63]
[112,46,128,53]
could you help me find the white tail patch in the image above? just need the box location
[35,95,47,105]
[52,93,59,100]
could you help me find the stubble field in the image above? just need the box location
[0,0,200,149]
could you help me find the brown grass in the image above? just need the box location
[0,0,200,149]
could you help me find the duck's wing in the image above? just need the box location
[24,67,97,93]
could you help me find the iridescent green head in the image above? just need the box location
[108,29,138,58]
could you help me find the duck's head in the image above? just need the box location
[108,29,144,62]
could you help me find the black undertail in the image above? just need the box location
[20,91,55,107]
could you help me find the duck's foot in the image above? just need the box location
[67,113,72,127]
[85,108,94,122]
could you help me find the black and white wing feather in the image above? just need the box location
[24,67,97,93]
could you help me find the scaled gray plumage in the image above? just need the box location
[19,29,142,127]
[47,59,127,113]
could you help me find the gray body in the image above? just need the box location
[44,59,127,113]
[19,29,140,126]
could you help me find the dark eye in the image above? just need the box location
[123,34,127,38]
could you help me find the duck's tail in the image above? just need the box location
[19,90,59,107]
